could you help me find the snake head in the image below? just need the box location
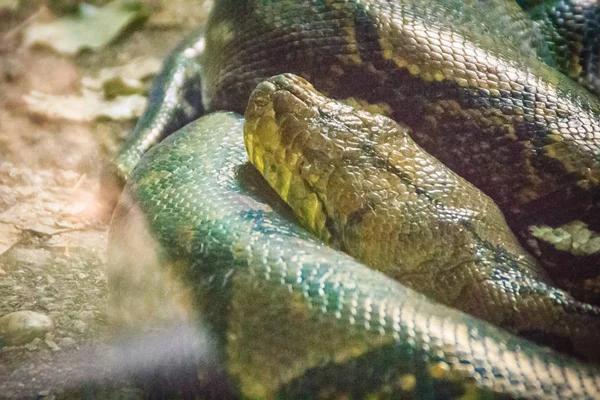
[244,73,405,245]
[243,73,524,277]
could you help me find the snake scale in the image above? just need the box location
[105,0,600,398]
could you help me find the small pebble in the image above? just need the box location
[25,337,42,351]
[45,336,61,351]
[59,336,76,347]
[78,310,95,320]
[0,311,54,346]
[71,319,86,333]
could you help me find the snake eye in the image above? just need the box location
[305,148,330,163]
[298,157,311,178]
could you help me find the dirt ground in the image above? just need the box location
[0,1,212,398]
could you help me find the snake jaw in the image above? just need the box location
[245,76,333,243]
[245,74,414,248]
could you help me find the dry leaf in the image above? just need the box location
[23,2,145,55]
[24,89,147,122]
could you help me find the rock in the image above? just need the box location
[58,336,76,348]
[44,336,61,351]
[71,319,86,333]
[78,310,95,320]
[0,311,54,346]
[25,337,42,351]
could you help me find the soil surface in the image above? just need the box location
[0,2,211,398]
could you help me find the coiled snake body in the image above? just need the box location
[106,0,600,398]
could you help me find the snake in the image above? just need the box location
[105,0,600,398]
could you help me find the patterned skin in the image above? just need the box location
[105,0,600,397]
[520,0,600,95]
[244,73,600,361]
[200,0,600,288]
[109,0,600,296]
[110,112,600,398]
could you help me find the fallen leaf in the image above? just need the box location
[0,0,19,12]
[24,89,147,121]
[0,224,20,256]
[23,1,146,55]
[81,56,161,99]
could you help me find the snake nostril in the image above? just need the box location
[273,89,309,118]
[250,81,277,107]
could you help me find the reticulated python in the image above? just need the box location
[105,0,600,398]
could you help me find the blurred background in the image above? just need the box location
[0,1,214,398]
